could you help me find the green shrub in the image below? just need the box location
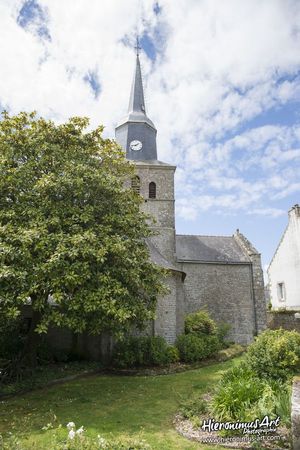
[165,345,180,363]
[273,382,291,427]
[184,310,229,349]
[176,334,207,362]
[246,328,300,380]
[0,319,25,359]
[112,336,178,368]
[203,334,221,354]
[212,361,292,426]
[176,332,221,363]
[246,380,291,427]
[184,310,217,336]
[216,323,231,347]
[148,336,177,365]
[212,363,266,421]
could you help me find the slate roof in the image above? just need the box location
[147,240,186,279]
[176,235,250,263]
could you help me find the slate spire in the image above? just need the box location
[115,38,157,161]
[128,51,146,115]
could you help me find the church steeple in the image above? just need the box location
[128,38,146,115]
[115,39,157,161]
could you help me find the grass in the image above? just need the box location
[0,358,240,450]
[0,361,101,397]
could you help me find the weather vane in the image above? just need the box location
[135,36,142,56]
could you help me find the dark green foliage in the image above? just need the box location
[216,322,231,347]
[184,310,217,336]
[184,310,230,351]
[204,334,221,354]
[0,319,25,359]
[112,336,179,368]
[246,328,300,380]
[176,334,208,362]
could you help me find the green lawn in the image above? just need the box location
[0,359,239,450]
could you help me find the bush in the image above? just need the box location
[112,336,178,368]
[184,310,230,350]
[216,323,231,348]
[211,363,267,421]
[176,332,221,363]
[246,328,300,380]
[185,310,217,336]
[204,334,221,354]
[0,319,25,359]
[166,345,180,364]
[212,362,292,426]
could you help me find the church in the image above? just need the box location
[115,49,267,345]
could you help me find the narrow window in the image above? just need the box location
[131,175,140,194]
[277,282,286,302]
[149,182,156,199]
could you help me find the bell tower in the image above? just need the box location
[114,40,185,344]
[115,40,176,264]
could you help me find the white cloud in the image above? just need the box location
[247,208,286,218]
[0,0,300,226]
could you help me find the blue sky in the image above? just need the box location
[1,0,300,275]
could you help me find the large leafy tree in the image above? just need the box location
[0,112,166,364]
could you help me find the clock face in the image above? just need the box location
[130,140,143,151]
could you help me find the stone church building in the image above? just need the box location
[115,50,266,345]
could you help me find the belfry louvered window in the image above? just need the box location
[131,175,141,194]
[149,182,156,199]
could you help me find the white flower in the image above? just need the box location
[68,429,76,440]
[67,422,75,430]
[98,436,107,447]
[76,426,84,435]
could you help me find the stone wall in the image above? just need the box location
[179,262,256,345]
[136,162,176,263]
[154,271,184,344]
[234,231,267,334]
[267,311,300,332]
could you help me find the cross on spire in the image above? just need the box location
[135,36,142,56]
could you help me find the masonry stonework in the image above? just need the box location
[267,311,300,333]
[234,231,267,334]
[179,262,256,344]
[155,272,184,343]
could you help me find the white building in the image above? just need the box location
[268,204,300,310]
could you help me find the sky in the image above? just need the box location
[1,0,300,275]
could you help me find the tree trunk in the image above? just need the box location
[23,308,41,367]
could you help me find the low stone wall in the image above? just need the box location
[292,377,300,450]
[267,311,300,332]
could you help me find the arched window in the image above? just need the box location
[131,175,141,194]
[149,182,156,199]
